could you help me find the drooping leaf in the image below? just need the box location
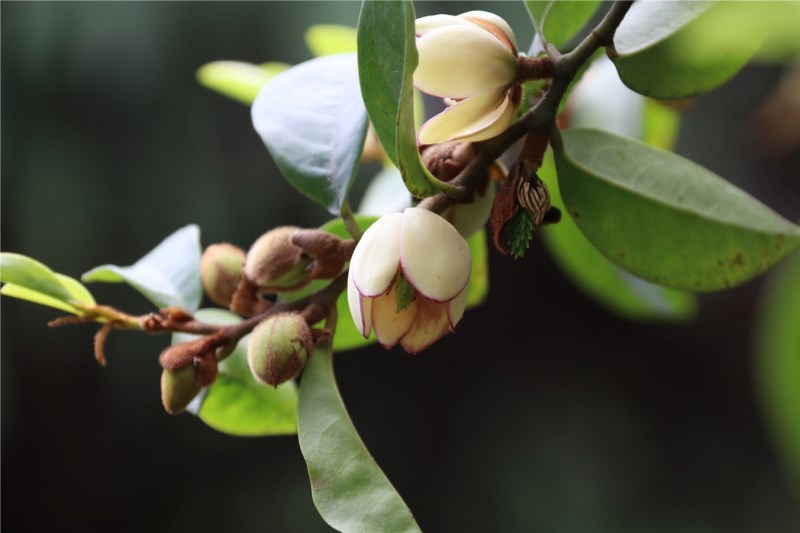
[357,0,448,198]
[755,252,800,498]
[0,253,96,314]
[173,309,298,437]
[555,129,800,292]
[539,153,696,320]
[305,24,358,56]
[465,229,489,308]
[82,225,203,311]
[252,54,368,214]
[525,0,601,49]
[196,61,289,105]
[609,1,766,98]
[298,342,421,532]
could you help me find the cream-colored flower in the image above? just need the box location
[347,207,471,354]
[414,11,519,145]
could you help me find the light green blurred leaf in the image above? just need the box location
[358,166,412,217]
[466,229,489,309]
[252,54,368,214]
[82,224,202,311]
[609,1,766,98]
[298,342,421,532]
[0,253,95,313]
[357,0,448,198]
[173,309,298,437]
[197,61,288,105]
[642,99,681,151]
[305,24,357,56]
[555,129,800,292]
[755,252,800,498]
[525,0,601,49]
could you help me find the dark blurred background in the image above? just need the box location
[2,2,799,532]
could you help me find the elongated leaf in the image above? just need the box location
[0,253,96,314]
[298,342,421,532]
[82,225,202,311]
[609,1,766,98]
[357,0,447,199]
[466,229,489,308]
[305,25,358,56]
[555,129,800,292]
[173,309,298,436]
[197,61,288,105]
[755,253,800,498]
[525,0,601,49]
[252,54,368,214]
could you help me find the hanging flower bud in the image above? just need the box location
[347,207,471,354]
[248,313,313,387]
[243,226,313,292]
[200,243,246,307]
[161,366,202,415]
[414,11,520,144]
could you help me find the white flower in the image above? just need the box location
[414,11,519,145]
[347,207,471,354]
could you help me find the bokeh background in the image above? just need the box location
[3,2,799,532]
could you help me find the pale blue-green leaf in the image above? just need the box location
[197,61,288,105]
[298,342,421,532]
[305,24,358,56]
[82,224,202,311]
[357,166,411,216]
[252,54,368,214]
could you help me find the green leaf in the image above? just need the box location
[609,1,766,98]
[252,54,368,214]
[394,271,414,312]
[539,153,696,320]
[463,229,488,309]
[82,224,202,311]
[555,129,800,292]
[0,253,96,314]
[525,0,601,49]
[196,61,289,105]
[298,342,421,532]
[357,0,448,199]
[305,24,358,56]
[173,309,298,437]
[755,253,800,498]
[357,166,412,216]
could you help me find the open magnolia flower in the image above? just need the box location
[414,11,520,145]
[347,207,472,354]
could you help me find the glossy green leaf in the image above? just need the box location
[357,0,448,199]
[540,153,695,320]
[609,1,766,98]
[755,253,800,498]
[0,253,96,314]
[555,129,800,292]
[466,229,489,308]
[197,61,288,105]
[252,54,368,214]
[525,0,601,49]
[82,225,202,311]
[305,24,358,56]
[173,309,298,436]
[298,342,421,532]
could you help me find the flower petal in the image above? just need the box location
[414,25,516,99]
[447,286,469,330]
[417,89,514,145]
[349,212,402,297]
[415,14,471,36]
[347,270,372,337]
[459,11,518,51]
[370,284,419,349]
[399,207,471,302]
[399,297,450,354]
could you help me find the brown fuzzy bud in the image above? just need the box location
[420,142,476,183]
[248,313,313,388]
[243,227,313,292]
[201,243,245,307]
[161,365,202,414]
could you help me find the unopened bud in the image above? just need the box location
[243,227,312,292]
[201,243,246,307]
[161,365,202,414]
[248,313,313,387]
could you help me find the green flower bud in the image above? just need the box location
[161,365,202,415]
[201,243,246,307]
[243,227,313,292]
[248,313,313,387]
